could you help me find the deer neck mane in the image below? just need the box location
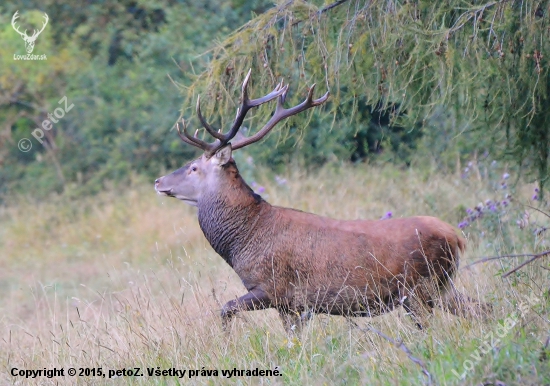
[197,162,267,266]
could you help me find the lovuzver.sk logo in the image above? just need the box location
[11,10,48,60]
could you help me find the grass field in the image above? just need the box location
[0,161,548,385]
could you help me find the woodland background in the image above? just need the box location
[1,0,549,200]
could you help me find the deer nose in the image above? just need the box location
[155,178,161,186]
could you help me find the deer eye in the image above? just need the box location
[191,166,197,172]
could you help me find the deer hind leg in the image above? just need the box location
[277,309,312,336]
[440,285,492,320]
[401,277,439,330]
[221,288,272,330]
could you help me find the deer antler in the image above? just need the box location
[178,70,328,156]
[231,83,329,150]
[30,13,49,40]
[176,119,211,149]
[11,11,48,41]
[11,11,28,39]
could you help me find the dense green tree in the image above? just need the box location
[182,0,550,197]
[0,0,272,198]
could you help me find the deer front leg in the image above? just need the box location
[221,288,272,329]
[401,277,437,330]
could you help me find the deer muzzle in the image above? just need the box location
[154,177,173,197]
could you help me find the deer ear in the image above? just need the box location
[212,145,232,166]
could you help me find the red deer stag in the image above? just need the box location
[155,70,484,332]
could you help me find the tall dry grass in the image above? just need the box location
[0,162,548,385]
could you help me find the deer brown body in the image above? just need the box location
[155,71,479,331]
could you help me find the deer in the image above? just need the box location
[155,70,487,333]
[11,11,49,54]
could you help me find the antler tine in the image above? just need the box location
[11,11,26,37]
[196,95,225,140]
[240,68,252,105]
[176,118,213,150]
[231,84,329,151]
[32,13,48,38]
[190,70,288,157]
[218,70,288,146]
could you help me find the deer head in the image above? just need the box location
[12,11,49,54]
[155,70,329,204]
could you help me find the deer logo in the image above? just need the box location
[11,11,49,54]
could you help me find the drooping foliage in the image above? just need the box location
[183,0,550,196]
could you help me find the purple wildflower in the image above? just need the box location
[503,173,510,180]
[534,227,548,236]
[501,200,509,207]
[458,221,469,229]
[275,175,287,186]
[532,194,538,201]
[256,186,265,194]
[380,211,393,220]
[466,208,473,215]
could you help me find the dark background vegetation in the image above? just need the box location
[1,0,549,201]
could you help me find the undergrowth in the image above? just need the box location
[0,161,548,385]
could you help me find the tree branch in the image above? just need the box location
[522,203,550,220]
[319,0,350,15]
[463,250,550,278]
[502,250,550,278]
[462,252,544,269]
